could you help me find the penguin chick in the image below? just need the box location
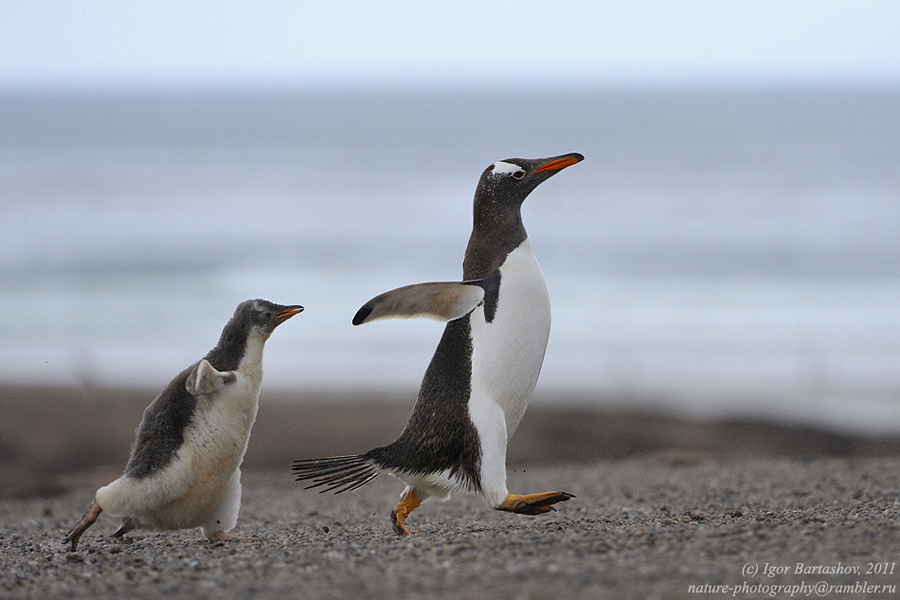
[293,153,582,535]
[64,299,303,550]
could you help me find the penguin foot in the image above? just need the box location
[390,489,424,536]
[63,498,103,551]
[390,510,425,536]
[111,518,134,539]
[496,491,575,516]
[206,531,260,543]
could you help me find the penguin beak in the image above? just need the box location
[533,153,584,174]
[275,306,304,320]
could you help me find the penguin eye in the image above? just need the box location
[512,170,525,180]
[264,312,273,320]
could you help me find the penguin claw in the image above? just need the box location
[390,510,407,535]
[390,510,424,536]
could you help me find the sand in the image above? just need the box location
[1,385,899,599]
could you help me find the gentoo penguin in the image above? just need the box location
[64,299,303,550]
[293,153,583,534]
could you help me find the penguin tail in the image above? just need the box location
[291,453,381,494]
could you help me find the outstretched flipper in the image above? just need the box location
[185,359,236,397]
[353,280,490,326]
[497,491,575,516]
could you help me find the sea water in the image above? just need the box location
[1,87,898,433]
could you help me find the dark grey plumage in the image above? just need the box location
[125,299,302,480]
[294,316,481,492]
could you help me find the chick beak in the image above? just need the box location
[275,306,304,320]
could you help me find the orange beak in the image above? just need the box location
[275,306,304,320]
[533,153,584,174]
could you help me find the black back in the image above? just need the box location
[368,318,482,489]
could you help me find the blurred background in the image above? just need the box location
[1,1,899,446]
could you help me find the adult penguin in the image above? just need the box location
[294,153,583,534]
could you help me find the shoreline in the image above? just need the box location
[2,384,899,499]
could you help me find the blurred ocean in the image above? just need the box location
[1,87,898,433]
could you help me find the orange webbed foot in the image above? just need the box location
[390,510,425,535]
[390,489,424,536]
[497,491,575,516]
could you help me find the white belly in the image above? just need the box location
[160,374,260,521]
[466,239,550,506]
[469,239,551,440]
[98,362,263,529]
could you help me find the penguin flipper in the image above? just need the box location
[185,359,236,396]
[353,281,486,325]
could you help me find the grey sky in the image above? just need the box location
[1,1,899,90]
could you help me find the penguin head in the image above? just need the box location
[232,299,304,339]
[463,153,583,278]
[206,299,303,370]
[472,153,583,231]
[476,153,584,206]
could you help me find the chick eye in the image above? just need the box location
[512,170,525,180]
[264,312,273,320]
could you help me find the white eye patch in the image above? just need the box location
[490,161,525,178]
